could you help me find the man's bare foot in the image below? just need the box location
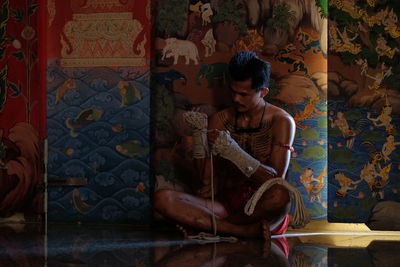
[175,224,188,239]
[238,220,271,240]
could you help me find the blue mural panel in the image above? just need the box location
[47,66,151,223]
[287,102,328,220]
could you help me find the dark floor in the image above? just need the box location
[1,223,400,266]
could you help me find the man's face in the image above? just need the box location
[230,79,263,113]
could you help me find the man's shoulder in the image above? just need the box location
[267,103,296,140]
[268,104,294,121]
[209,107,234,129]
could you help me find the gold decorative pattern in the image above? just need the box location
[81,0,124,9]
[61,12,146,67]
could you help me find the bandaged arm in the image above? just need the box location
[210,112,295,182]
[183,111,209,159]
[211,130,277,179]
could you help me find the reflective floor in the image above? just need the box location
[1,223,400,266]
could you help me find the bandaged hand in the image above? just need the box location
[183,111,209,159]
[211,130,260,177]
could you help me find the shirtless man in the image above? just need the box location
[154,51,296,239]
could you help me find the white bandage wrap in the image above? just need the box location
[212,130,260,177]
[183,111,209,159]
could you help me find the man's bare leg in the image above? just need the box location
[154,189,270,239]
[226,184,291,230]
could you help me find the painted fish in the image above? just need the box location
[55,78,77,104]
[112,124,124,132]
[57,147,74,156]
[118,81,141,107]
[72,188,93,214]
[65,108,103,137]
[135,181,146,192]
[115,140,149,158]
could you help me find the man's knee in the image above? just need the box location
[264,184,290,209]
[153,189,175,212]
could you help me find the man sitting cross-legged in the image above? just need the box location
[154,51,306,240]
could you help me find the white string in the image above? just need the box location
[187,152,238,243]
[210,153,217,236]
[184,111,239,243]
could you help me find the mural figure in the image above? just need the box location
[201,29,216,57]
[296,29,321,54]
[196,62,228,88]
[355,58,368,75]
[189,1,203,14]
[367,102,394,134]
[381,134,400,162]
[235,29,264,53]
[294,96,326,130]
[332,0,364,19]
[367,0,376,7]
[335,27,361,54]
[329,111,356,148]
[275,44,308,74]
[361,62,392,94]
[200,3,213,26]
[162,38,199,65]
[360,157,392,199]
[334,172,361,197]
[362,8,386,27]
[374,163,392,199]
[329,25,342,51]
[300,167,326,203]
[382,8,400,38]
[375,34,399,59]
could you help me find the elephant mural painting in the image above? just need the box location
[162,38,199,65]
[196,62,228,88]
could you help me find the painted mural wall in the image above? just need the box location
[328,1,400,222]
[0,0,45,222]
[153,0,328,220]
[46,0,152,223]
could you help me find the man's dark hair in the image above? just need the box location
[228,51,271,92]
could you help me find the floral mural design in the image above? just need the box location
[0,0,44,221]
